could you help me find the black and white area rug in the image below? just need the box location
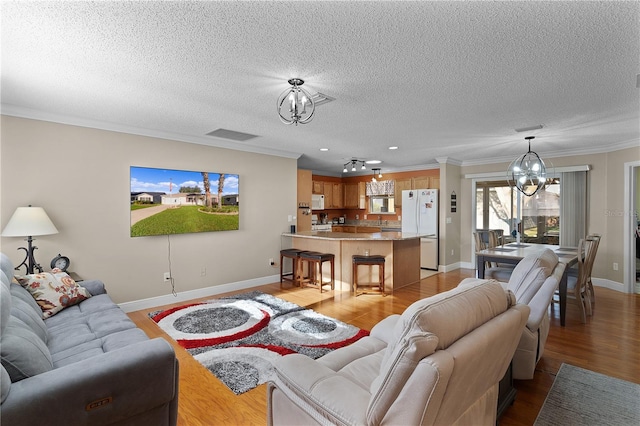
[150,291,368,394]
[534,363,640,425]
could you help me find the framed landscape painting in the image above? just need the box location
[130,166,239,237]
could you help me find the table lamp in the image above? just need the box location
[1,206,59,274]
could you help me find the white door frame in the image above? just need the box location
[623,161,639,293]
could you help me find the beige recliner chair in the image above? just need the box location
[463,248,565,380]
[267,279,529,426]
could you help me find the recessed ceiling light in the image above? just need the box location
[388,146,398,150]
[319,148,329,151]
[365,160,382,164]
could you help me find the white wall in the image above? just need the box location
[0,116,298,304]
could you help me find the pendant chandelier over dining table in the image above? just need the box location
[507,136,548,196]
[277,78,315,125]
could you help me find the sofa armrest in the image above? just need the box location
[272,354,370,425]
[526,262,565,331]
[79,279,107,296]
[1,338,178,426]
[370,314,400,344]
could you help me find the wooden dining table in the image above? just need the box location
[476,243,579,326]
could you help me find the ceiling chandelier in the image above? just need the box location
[371,168,382,181]
[343,159,366,173]
[507,136,548,196]
[277,78,315,125]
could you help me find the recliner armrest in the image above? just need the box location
[370,314,400,343]
[526,262,565,331]
[79,279,107,296]
[1,338,178,425]
[273,354,370,425]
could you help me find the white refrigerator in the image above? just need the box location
[401,189,438,270]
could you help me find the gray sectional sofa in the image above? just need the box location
[0,253,179,426]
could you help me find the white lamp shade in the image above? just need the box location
[1,206,59,237]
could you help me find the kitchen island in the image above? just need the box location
[281,231,423,293]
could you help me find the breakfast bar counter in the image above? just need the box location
[282,231,423,293]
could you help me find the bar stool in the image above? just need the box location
[299,251,335,292]
[352,255,386,296]
[279,249,307,287]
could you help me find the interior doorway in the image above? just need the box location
[624,161,640,294]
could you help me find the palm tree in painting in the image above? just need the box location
[217,174,225,209]
[202,172,212,208]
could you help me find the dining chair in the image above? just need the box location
[565,233,600,313]
[475,230,515,281]
[566,238,597,323]
[474,232,489,268]
[585,233,601,308]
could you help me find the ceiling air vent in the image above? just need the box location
[515,124,543,133]
[206,128,259,142]
[311,92,335,107]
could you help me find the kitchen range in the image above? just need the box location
[311,214,332,231]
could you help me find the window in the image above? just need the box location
[370,195,395,214]
[476,179,560,244]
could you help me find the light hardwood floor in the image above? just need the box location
[128,269,640,425]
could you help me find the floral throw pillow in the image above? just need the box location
[15,270,92,318]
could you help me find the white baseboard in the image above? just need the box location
[592,277,628,293]
[118,274,280,313]
[439,262,466,273]
[459,261,475,271]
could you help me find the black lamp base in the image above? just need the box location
[14,236,43,275]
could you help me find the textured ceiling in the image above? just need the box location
[2,1,639,176]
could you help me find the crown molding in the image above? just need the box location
[461,138,640,167]
[0,105,302,160]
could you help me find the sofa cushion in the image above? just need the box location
[384,279,511,357]
[15,271,92,318]
[9,281,42,313]
[0,365,10,403]
[0,253,14,286]
[368,331,439,424]
[507,249,558,304]
[10,295,48,343]
[0,279,10,335]
[0,316,53,381]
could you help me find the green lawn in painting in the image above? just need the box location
[131,206,239,237]
[131,204,156,211]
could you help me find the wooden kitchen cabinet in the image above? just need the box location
[412,176,431,190]
[412,176,440,190]
[323,182,344,208]
[394,178,412,207]
[344,182,366,209]
[332,183,344,208]
[323,182,333,207]
[312,181,324,194]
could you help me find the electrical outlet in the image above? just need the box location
[163,272,171,282]
[451,249,454,256]
[613,262,619,271]
[200,267,206,277]
[269,258,274,266]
